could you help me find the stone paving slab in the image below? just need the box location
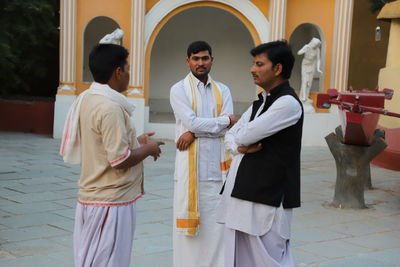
[344,232,400,250]
[0,201,68,215]
[296,240,375,259]
[315,256,398,267]
[47,234,73,248]
[2,191,72,204]
[16,176,69,185]
[132,251,172,267]
[1,212,73,229]
[1,132,400,267]
[292,228,348,243]
[5,183,68,194]
[0,225,70,243]
[292,249,327,266]
[0,197,19,207]
[1,238,67,257]
[133,234,172,256]
[0,254,68,267]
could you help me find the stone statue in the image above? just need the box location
[298,38,323,111]
[99,28,124,45]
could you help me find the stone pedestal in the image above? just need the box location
[302,101,315,113]
[325,126,387,209]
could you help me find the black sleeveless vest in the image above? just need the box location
[230,81,303,208]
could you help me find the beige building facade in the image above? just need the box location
[54,0,397,147]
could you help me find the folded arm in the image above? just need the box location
[170,82,232,135]
[234,96,302,146]
[224,105,253,155]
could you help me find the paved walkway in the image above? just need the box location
[0,132,399,267]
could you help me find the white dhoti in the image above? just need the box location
[224,213,294,267]
[173,180,224,267]
[217,152,294,267]
[73,202,137,267]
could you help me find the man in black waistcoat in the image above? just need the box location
[217,40,303,267]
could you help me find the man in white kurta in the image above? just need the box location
[170,41,236,267]
[218,41,303,267]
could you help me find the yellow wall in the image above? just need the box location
[286,0,335,94]
[379,20,400,128]
[146,0,159,13]
[250,0,269,18]
[76,0,132,94]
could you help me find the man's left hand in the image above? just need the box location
[237,143,262,154]
[137,132,155,145]
[177,131,195,151]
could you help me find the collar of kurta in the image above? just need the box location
[190,73,212,88]
[257,80,290,102]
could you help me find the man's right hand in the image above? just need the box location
[113,137,164,169]
[176,131,195,151]
[228,114,238,128]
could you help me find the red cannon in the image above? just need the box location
[317,88,400,146]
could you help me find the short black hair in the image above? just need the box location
[187,41,212,58]
[89,44,129,84]
[250,40,295,79]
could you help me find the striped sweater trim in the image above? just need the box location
[77,194,142,206]
[110,149,131,167]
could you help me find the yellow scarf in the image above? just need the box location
[175,73,231,236]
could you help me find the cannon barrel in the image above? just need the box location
[317,88,400,118]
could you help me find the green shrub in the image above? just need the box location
[0,0,59,97]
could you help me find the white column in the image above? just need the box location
[269,0,287,41]
[54,0,77,138]
[58,0,77,92]
[127,0,145,135]
[128,0,145,96]
[330,0,354,91]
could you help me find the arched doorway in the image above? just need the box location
[148,6,256,123]
[83,16,120,82]
[289,23,325,93]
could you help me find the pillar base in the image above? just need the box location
[53,94,76,138]
[127,98,145,135]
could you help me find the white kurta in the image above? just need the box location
[217,90,302,267]
[170,74,234,267]
[170,74,233,181]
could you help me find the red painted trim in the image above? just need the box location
[110,149,131,167]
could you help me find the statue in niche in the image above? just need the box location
[298,38,323,111]
[99,28,124,45]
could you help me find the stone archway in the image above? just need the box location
[145,0,269,47]
[148,6,256,123]
[289,23,326,93]
[83,16,120,82]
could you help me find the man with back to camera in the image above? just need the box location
[60,43,164,267]
[217,40,303,267]
[169,41,237,267]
